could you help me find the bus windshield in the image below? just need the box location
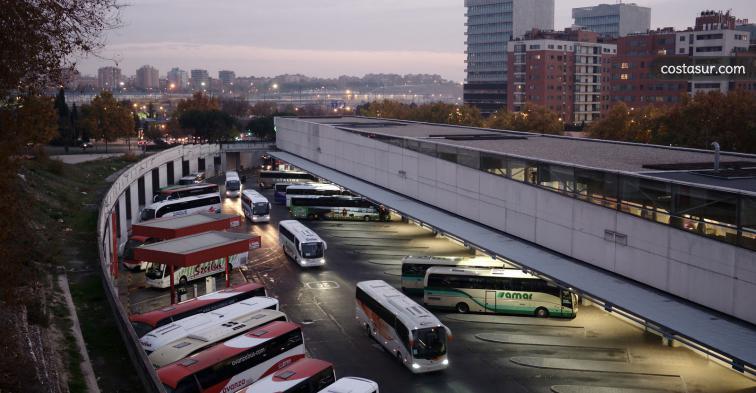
[145,263,165,279]
[301,242,324,258]
[412,327,446,359]
[226,180,241,191]
[253,202,269,215]
[133,322,154,339]
[123,239,144,260]
[140,208,156,221]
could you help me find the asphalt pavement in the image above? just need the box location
[119,177,756,393]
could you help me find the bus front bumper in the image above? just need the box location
[251,215,270,223]
[298,258,325,267]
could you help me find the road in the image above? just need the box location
[121,177,756,393]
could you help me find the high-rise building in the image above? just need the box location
[97,66,122,90]
[167,67,189,90]
[605,28,687,113]
[191,69,210,91]
[572,3,651,38]
[507,28,616,125]
[676,11,752,95]
[218,70,236,87]
[135,65,160,90]
[464,0,555,114]
[605,10,754,115]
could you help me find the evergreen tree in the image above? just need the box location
[53,87,72,151]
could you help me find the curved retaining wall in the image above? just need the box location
[96,144,220,392]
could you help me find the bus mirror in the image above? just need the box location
[322,241,327,250]
[444,325,453,340]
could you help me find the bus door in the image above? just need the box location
[560,290,574,315]
[485,291,497,313]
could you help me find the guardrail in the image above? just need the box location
[96,144,220,392]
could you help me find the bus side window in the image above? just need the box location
[395,320,410,349]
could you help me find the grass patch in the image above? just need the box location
[21,155,142,392]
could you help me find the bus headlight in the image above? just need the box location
[412,363,421,369]
[442,359,449,365]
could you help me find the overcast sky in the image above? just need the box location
[75,0,755,82]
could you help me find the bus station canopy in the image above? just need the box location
[133,231,257,268]
[131,213,242,240]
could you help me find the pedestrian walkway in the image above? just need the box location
[511,356,681,377]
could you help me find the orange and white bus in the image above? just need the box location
[158,321,306,393]
[129,282,266,337]
[240,358,336,393]
[355,280,451,374]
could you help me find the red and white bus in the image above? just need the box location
[240,358,335,393]
[158,321,306,393]
[129,282,266,338]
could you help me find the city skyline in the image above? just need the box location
[75,0,755,82]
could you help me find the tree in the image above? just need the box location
[169,92,220,136]
[0,1,120,94]
[179,110,238,142]
[0,95,57,157]
[81,91,133,152]
[656,91,756,152]
[221,98,251,117]
[250,101,278,117]
[53,87,73,151]
[70,103,81,142]
[484,104,563,134]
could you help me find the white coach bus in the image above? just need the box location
[139,296,279,354]
[225,171,242,198]
[241,189,271,223]
[423,267,578,318]
[278,220,327,267]
[318,377,379,393]
[400,256,507,293]
[355,280,451,373]
[139,193,222,223]
[284,183,344,207]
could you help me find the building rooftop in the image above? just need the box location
[300,116,756,193]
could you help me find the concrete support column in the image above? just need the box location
[158,164,168,188]
[143,171,153,205]
[220,153,228,174]
[189,157,199,174]
[173,158,182,181]
[205,155,215,177]
[129,184,139,225]
[118,193,128,248]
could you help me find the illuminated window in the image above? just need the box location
[621,74,629,80]
[621,62,629,69]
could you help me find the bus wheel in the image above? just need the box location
[365,324,372,338]
[395,351,403,364]
[535,307,549,318]
[456,302,470,314]
[179,276,188,286]
[363,215,371,222]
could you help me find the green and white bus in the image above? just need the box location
[400,256,508,293]
[424,267,577,318]
[289,196,383,222]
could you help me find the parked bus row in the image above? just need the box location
[130,283,378,393]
